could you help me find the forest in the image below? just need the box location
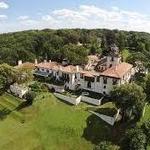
[1,28,150,67]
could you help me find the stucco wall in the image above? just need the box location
[54,93,81,105]
[54,93,102,106]
[10,84,28,98]
[81,96,102,106]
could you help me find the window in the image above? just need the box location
[103,91,106,95]
[123,75,125,80]
[41,68,45,72]
[103,77,107,84]
[113,78,118,85]
[47,69,49,73]
[87,81,91,88]
[104,85,106,89]
[75,74,77,79]
[85,76,94,82]
[97,76,100,82]
[109,64,112,68]
[111,57,114,61]
[80,73,84,79]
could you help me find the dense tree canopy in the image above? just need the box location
[0,64,18,88]
[0,64,33,94]
[94,141,119,150]
[122,127,147,150]
[144,74,150,102]
[1,29,150,67]
[142,120,150,144]
[111,83,146,122]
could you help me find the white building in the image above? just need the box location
[10,83,29,98]
[34,46,134,95]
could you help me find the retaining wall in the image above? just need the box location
[54,93,81,105]
[81,96,102,106]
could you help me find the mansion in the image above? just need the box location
[34,45,135,95]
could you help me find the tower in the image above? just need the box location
[106,44,121,68]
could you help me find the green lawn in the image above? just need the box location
[0,92,121,150]
[0,92,94,150]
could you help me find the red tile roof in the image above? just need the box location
[36,62,81,73]
[80,70,99,77]
[15,62,35,69]
[35,62,60,70]
[61,65,82,73]
[100,62,133,78]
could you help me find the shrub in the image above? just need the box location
[94,141,118,150]
[121,127,147,150]
[141,120,150,144]
[24,91,36,105]
[29,82,42,92]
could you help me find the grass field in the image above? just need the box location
[1,92,150,150]
[0,92,126,150]
[0,92,94,150]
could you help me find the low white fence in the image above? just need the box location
[81,96,102,106]
[54,92,103,106]
[54,93,81,105]
[89,110,115,126]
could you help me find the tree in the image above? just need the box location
[144,74,150,102]
[0,64,18,88]
[141,120,150,144]
[0,75,6,94]
[111,83,146,122]
[117,31,126,50]
[90,45,97,55]
[62,44,88,65]
[16,67,33,84]
[94,141,119,150]
[24,91,36,105]
[122,128,147,150]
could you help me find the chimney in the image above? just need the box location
[76,65,79,72]
[35,59,38,65]
[18,60,22,66]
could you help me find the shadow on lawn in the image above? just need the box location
[16,101,31,111]
[82,108,136,146]
[0,108,11,120]
[0,102,30,122]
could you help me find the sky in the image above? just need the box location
[1,0,150,33]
